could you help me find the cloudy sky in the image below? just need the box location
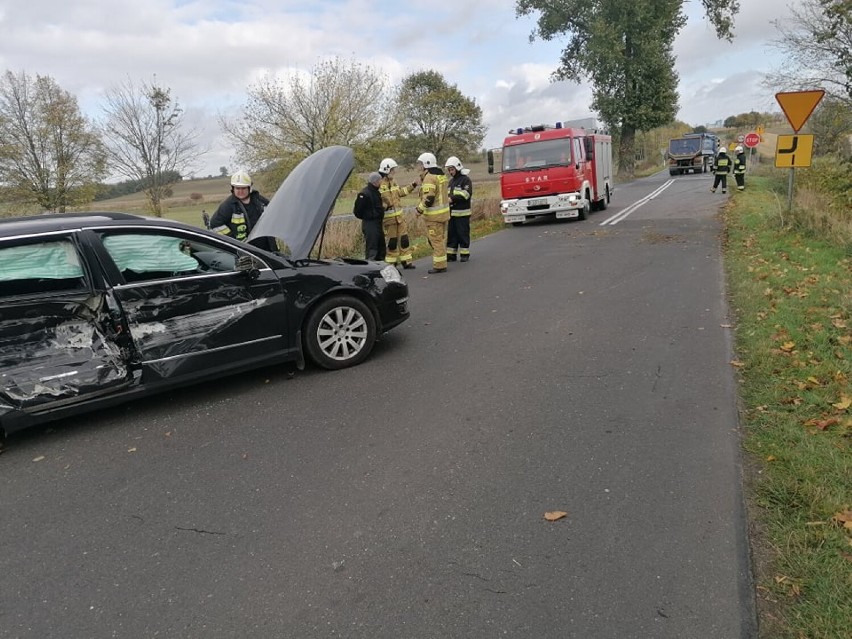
[0,0,796,176]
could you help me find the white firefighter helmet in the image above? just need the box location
[735,145,744,153]
[379,158,398,174]
[417,152,437,169]
[444,156,463,171]
[718,147,727,154]
[230,171,252,187]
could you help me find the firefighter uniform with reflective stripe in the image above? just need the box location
[447,169,473,261]
[379,176,416,266]
[711,150,730,194]
[210,190,276,251]
[417,169,450,272]
[733,151,746,191]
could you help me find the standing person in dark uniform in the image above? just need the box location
[710,147,730,194]
[444,156,473,262]
[210,170,276,251]
[353,172,386,261]
[733,145,747,191]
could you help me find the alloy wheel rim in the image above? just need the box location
[316,306,368,361]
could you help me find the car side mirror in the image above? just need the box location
[236,254,260,280]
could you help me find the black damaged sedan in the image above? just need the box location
[0,146,409,437]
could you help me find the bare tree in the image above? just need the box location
[100,78,202,216]
[0,70,105,213]
[222,57,397,185]
[765,0,852,106]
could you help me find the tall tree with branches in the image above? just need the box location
[224,57,396,186]
[396,70,486,163]
[765,0,852,106]
[515,0,740,176]
[100,78,201,216]
[0,70,105,213]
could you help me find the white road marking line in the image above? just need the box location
[599,179,675,225]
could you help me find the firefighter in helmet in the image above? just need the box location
[733,145,747,191]
[378,158,418,269]
[415,152,450,274]
[710,147,730,194]
[444,156,473,262]
[210,170,276,251]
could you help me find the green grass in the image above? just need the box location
[724,175,852,638]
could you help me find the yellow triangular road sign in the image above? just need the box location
[775,90,825,132]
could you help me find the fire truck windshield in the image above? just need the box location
[502,139,573,172]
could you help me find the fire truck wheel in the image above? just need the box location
[578,197,590,221]
[598,187,609,211]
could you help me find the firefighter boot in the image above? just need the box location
[402,262,416,269]
[460,254,469,262]
[447,254,457,262]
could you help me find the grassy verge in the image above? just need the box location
[723,174,852,638]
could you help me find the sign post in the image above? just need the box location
[775,90,825,210]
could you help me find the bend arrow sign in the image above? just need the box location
[775,134,815,168]
[775,90,825,132]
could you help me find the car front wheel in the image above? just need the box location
[304,295,377,370]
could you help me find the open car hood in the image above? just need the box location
[248,146,354,260]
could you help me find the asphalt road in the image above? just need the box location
[0,170,756,638]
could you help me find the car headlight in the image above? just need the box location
[380,265,402,283]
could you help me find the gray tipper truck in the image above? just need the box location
[666,133,719,175]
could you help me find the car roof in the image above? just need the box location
[0,212,195,239]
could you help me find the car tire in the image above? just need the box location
[512,222,523,227]
[304,295,376,370]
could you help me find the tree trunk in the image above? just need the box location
[618,125,636,178]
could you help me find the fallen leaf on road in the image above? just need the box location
[127,447,137,453]
[32,456,45,462]
[730,360,745,368]
[544,511,568,521]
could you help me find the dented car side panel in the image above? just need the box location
[0,294,132,419]
[111,272,288,381]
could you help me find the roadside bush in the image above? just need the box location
[793,156,852,248]
[189,192,204,202]
[798,155,852,211]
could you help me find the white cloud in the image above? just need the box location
[0,0,795,174]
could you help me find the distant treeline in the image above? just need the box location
[94,171,182,201]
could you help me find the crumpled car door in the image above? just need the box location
[0,238,133,421]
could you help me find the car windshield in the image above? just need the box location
[502,139,572,172]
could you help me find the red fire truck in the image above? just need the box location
[488,121,613,226]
